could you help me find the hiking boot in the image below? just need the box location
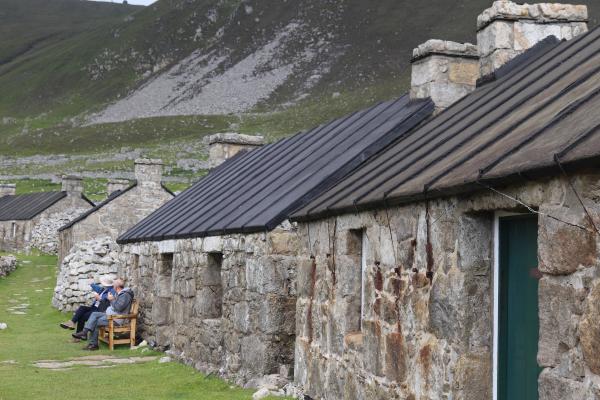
[60,321,76,330]
[72,331,88,340]
[83,344,99,351]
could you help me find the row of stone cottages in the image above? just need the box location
[0,159,178,258]
[95,2,600,399]
[37,1,600,398]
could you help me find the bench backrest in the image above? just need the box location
[130,300,139,316]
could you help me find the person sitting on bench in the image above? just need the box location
[60,276,116,333]
[72,278,134,351]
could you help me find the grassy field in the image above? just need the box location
[0,253,289,400]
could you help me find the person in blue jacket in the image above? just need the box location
[59,276,116,334]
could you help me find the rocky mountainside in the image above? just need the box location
[0,0,598,185]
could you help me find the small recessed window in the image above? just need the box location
[159,253,173,276]
[348,229,366,331]
[207,252,223,318]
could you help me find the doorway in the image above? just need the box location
[494,214,541,400]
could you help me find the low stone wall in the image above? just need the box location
[119,221,298,386]
[30,208,88,254]
[52,237,120,312]
[0,255,17,277]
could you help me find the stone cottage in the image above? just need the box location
[0,177,94,253]
[290,2,600,399]
[52,159,174,311]
[114,98,434,385]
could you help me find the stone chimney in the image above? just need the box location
[205,133,264,168]
[107,179,130,195]
[134,158,163,186]
[477,1,588,76]
[61,175,84,196]
[0,183,16,197]
[410,40,480,112]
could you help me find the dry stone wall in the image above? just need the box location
[295,172,600,400]
[30,208,88,254]
[52,237,120,312]
[0,255,17,277]
[119,221,299,386]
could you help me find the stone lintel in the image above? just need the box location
[206,133,265,147]
[411,40,479,63]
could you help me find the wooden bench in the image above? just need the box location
[99,300,138,350]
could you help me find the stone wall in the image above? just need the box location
[0,255,17,277]
[30,208,89,254]
[118,221,298,386]
[52,237,120,312]
[295,172,600,400]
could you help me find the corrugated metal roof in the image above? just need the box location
[292,28,600,221]
[117,95,434,243]
[0,191,67,221]
[58,183,137,231]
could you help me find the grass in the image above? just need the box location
[0,252,289,400]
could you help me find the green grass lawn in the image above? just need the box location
[0,253,288,400]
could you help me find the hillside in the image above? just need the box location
[0,0,141,66]
[0,0,598,190]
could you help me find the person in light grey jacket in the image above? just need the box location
[72,278,134,351]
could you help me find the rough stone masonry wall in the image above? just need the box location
[30,208,89,254]
[119,222,298,386]
[52,237,120,312]
[0,255,17,277]
[296,171,600,400]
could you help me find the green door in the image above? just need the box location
[498,215,541,400]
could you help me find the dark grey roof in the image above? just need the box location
[58,183,138,231]
[0,191,67,221]
[292,28,600,221]
[117,95,434,243]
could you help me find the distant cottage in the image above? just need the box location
[57,159,174,262]
[111,1,600,399]
[0,176,94,253]
[52,159,174,312]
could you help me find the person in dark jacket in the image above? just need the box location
[60,276,116,333]
[72,278,134,351]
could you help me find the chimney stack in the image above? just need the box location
[107,179,130,195]
[134,158,163,187]
[205,133,264,168]
[410,40,480,112]
[0,183,16,197]
[61,175,84,196]
[477,1,588,76]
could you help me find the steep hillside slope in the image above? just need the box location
[0,0,141,66]
[0,0,598,160]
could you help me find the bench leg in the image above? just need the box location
[108,321,114,351]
